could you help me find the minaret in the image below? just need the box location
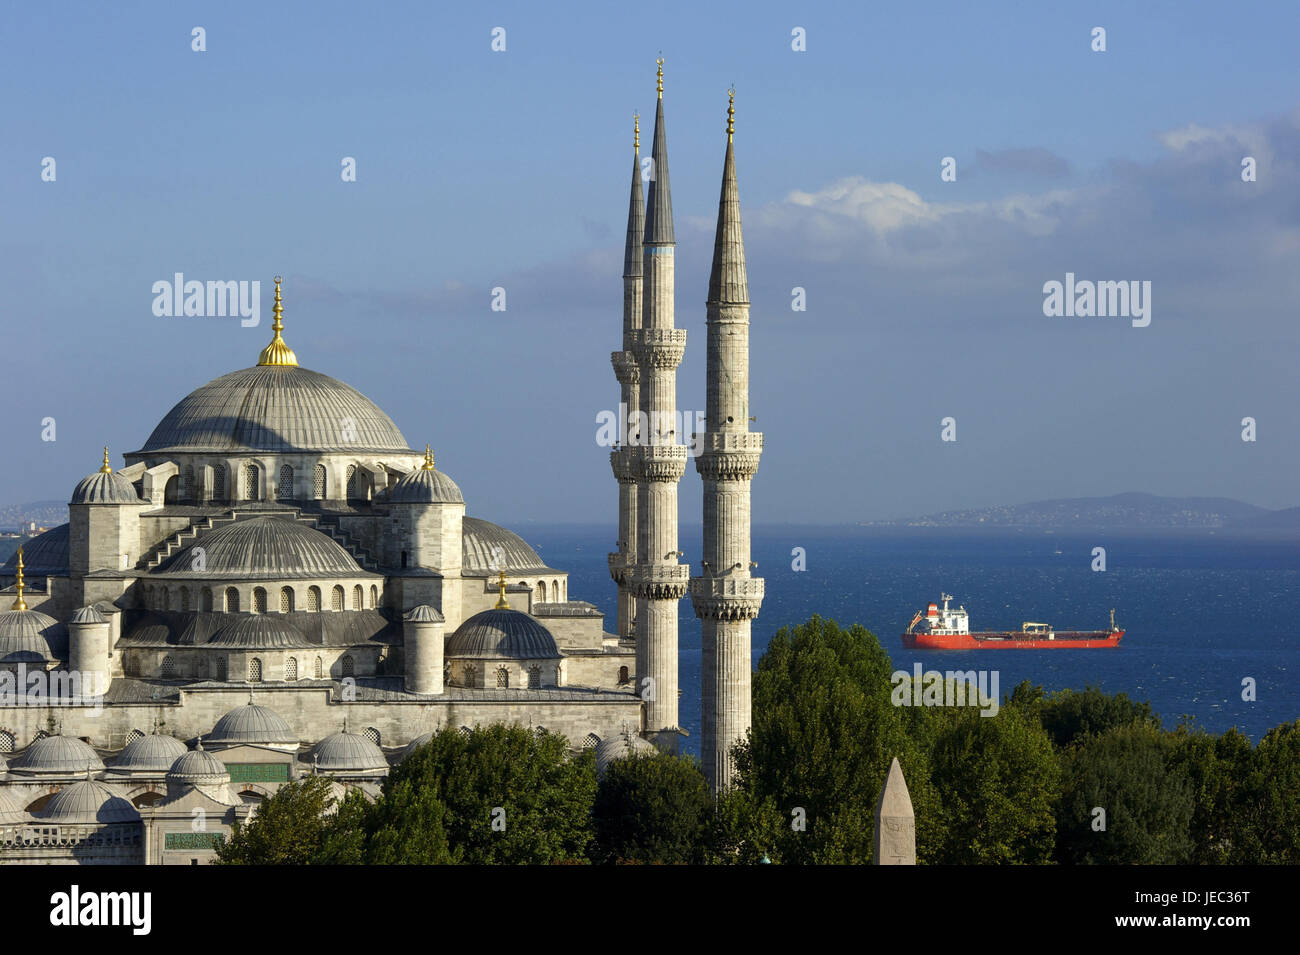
[609,113,644,642]
[690,90,764,790]
[628,58,689,749]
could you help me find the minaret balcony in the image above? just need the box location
[630,328,687,368]
[688,576,765,620]
[607,551,635,583]
[626,563,690,601]
[634,445,688,482]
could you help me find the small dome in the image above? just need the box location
[109,734,188,774]
[10,735,104,776]
[594,730,657,777]
[389,466,464,505]
[446,609,561,660]
[155,515,364,579]
[311,732,388,773]
[0,609,67,664]
[209,702,297,747]
[0,524,69,577]
[403,605,444,623]
[167,745,230,785]
[401,732,433,760]
[461,518,552,574]
[208,616,314,649]
[71,605,108,625]
[38,780,140,823]
[70,469,142,505]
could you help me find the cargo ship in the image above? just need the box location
[901,594,1123,649]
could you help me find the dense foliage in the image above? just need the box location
[219,616,1300,865]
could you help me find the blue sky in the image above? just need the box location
[2,1,1298,522]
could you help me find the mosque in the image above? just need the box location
[0,62,762,863]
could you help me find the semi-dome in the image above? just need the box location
[0,608,67,664]
[108,734,188,774]
[401,732,433,760]
[154,515,363,579]
[207,615,314,649]
[311,731,388,773]
[446,608,561,660]
[38,780,140,823]
[166,744,230,785]
[594,729,657,777]
[461,518,552,574]
[10,735,105,776]
[208,702,297,746]
[134,364,414,455]
[0,524,70,577]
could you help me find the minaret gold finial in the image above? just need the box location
[422,444,435,470]
[634,112,640,152]
[494,569,509,610]
[727,87,735,142]
[11,546,27,611]
[99,446,112,474]
[656,55,664,98]
[258,275,299,367]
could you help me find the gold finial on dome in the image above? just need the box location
[634,112,640,152]
[11,547,26,611]
[422,444,436,470]
[656,55,664,98]
[727,87,735,142]
[258,275,298,367]
[99,446,112,474]
[494,569,510,610]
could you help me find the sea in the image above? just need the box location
[522,524,1300,756]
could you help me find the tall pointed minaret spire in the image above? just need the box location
[258,275,298,367]
[691,88,764,791]
[609,112,646,642]
[628,56,688,750]
[11,546,27,611]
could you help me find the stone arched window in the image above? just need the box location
[280,587,294,613]
[352,585,362,610]
[313,464,326,499]
[331,586,344,612]
[364,727,380,745]
[314,656,323,679]
[583,733,600,749]
[618,665,629,684]
[0,729,13,752]
[183,466,195,501]
[345,465,359,501]
[552,579,560,602]
[464,664,477,687]
[201,588,214,612]
[215,656,228,681]
[496,667,509,688]
[249,657,263,682]
[340,655,354,678]
[179,586,190,612]
[244,463,260,501]
[278,465,293,500]
[126,728,145,745]
[252,587,267,614]
[285,657,298,681]
[307,587,321,612]
[164,474,179,504]
[538,580,547,601]
[160,655,177,679]
[225,587,239,613]
[458,726,472,738]
[212,464,227,501]
[368,585,378,609]
[527,665,540,689]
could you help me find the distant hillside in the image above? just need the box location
[868,493,1298,530]
[0,500,67,531]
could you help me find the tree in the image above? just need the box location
[1167,722,1255,864]
[1055,722,1193,864]
[591,751,714,864]
[1038,685,1156,749]
[739,615,941,864]
[367,724,596,864]
[1241,719,1300,863]
[216,775,343,865]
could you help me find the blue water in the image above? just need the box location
[522,524,1300,755]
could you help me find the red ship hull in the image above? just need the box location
[901,630,1124,650]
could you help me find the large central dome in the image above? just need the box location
[135,365,413,455]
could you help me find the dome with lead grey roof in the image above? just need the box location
[403,605,444,623]
[401,733,434,760]
[311,731,388,773]
[38,780,139,823]
[108,734,188,774]
[446,608,561,660]
[134,364,414,455]
[461,518,552,574]
[10,735,104,776]
[594,730,657,777]
[208,702,297,746]
[207,615,314,649]
[154,515,363,579]
[389,456,464,504]
[71,605,107,625]
[70,469,143,505]
[0,608,67,664]
[167,744,230,785]
[0,524,69,577]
